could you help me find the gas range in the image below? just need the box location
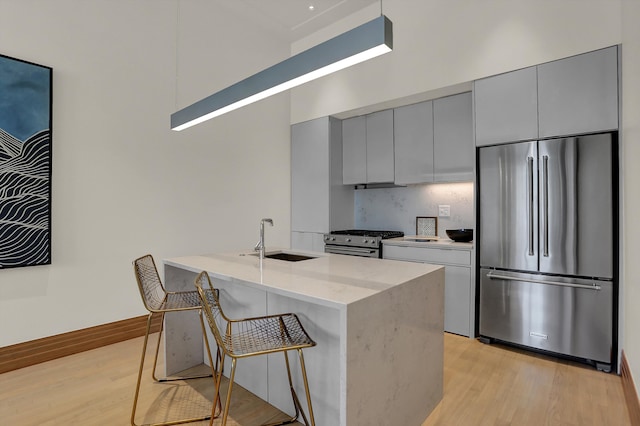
[324,229,404,258]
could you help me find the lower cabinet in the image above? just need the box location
[441,265,472,336]
[291,231,326,253]
[383,244,473,337]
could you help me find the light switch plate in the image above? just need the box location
[438,205,450,217]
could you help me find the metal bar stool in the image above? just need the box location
[131,254,220,426]
[194,270,317,426]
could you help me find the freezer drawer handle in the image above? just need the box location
[486,271,601,290]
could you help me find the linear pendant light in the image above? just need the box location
[171,15,393,131]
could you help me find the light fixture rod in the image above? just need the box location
[171,15,392,131]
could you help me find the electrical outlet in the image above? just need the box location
[438,205,450,217]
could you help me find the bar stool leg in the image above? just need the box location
[221,358,238,426]
[263,350,313,426]
[151,312,165,382]
[131,313,154,426]
[297,349,316,426]
[152,312,213,383]
[199,311,222,419]
[132,312,214,426]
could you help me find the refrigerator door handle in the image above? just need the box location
[543,155,549,257]
[527,156,535,256]
[486,271,602,290]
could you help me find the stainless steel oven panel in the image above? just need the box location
[479,268,613,363]
[324,234,381,248]
[324,245,379,258]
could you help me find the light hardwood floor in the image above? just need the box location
[0,332,631,425]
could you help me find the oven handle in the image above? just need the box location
[325,246,378,257]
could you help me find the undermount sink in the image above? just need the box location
[248,251,317,262]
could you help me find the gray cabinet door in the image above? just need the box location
[538,46,618,138]
[393,101,434,184]
[291,118,330,233]
[366,109,395,183]
[444,265,471,336]
[342,116,367,185]
[383,244,473,337]
[474,66,538,146]
[291,231,326,252]
[434,92,473,182]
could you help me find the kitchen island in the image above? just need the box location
[163,250,444,426]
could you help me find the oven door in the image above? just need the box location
[324,244,379,258]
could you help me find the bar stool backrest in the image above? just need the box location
[133,254,168,312]
[194,272,231,354]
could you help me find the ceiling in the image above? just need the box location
[235,0,380,41]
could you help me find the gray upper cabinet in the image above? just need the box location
[475,46,619,146]
[366,109,395,183]
[342,116,367,185]
[292,117,330,233]
[394,92,473,185]
[433,92,474,182]
[342,110,394,184]
[538,46,618,138]
[474,66,538,146]
[292,117,353,235]
[394,101,434,184]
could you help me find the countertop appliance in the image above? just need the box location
[324,230,404,258]
[478,133,617,372]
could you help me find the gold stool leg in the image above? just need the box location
[262,350,314,426]
[153,312,213,383]
[210,352,226,426]
[199,311,222,419]
[297,349,316,426]
[151,312,165,382]
[131,313,154,426]
[220,358,238,426]
[132,312,213,426]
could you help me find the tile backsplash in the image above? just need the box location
[354,182,474,237]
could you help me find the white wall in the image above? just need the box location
[291,0,639,392]
[291,0,622,123]
[2,0,637,399]
[0,0,292,346]
[622,0,640,398]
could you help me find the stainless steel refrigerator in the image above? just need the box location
[478,133,617,372]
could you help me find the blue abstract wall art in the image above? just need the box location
[0,54,52,268]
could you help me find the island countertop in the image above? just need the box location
[163,250,444,426]
[165,250,442,309]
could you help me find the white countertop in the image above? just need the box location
[383,236,474,250]
[165,249,442,309]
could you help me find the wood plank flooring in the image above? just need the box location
[423,334,631,426]
[0,332,631,425]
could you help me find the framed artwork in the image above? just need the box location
[0,53,52,268]
[416,216,437,237]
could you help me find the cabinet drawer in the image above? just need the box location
[384,245,471,265]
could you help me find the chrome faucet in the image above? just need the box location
[254,218,273,259]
